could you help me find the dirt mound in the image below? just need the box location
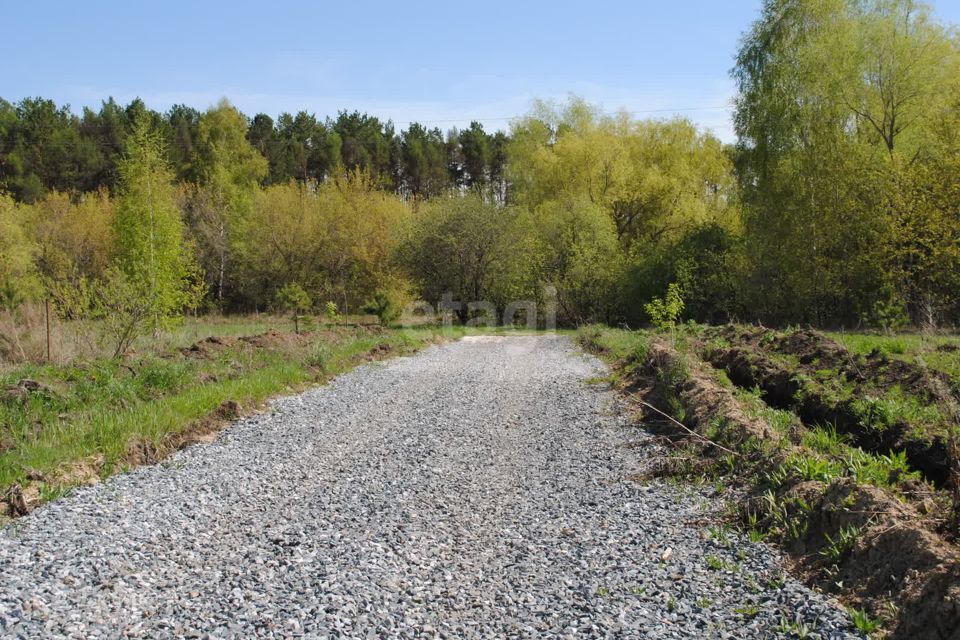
[864,350,960,407]
[710,326,959,406]
[2,379,57,404]
[705,340,955,487]
[238,330,307,350]
[646,340,778,448]
[180,335,238,358]
[764,479,960,639]
[772,329,854,370]
[587,327,960,639]
[180,329,348,358]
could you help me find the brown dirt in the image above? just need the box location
[645,339,779,447]
[180,328,356,360]
[1,455,103,518]
[179,335,239,358]
[764,479,960,639]
[710,325,960,406]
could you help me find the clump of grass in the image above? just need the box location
[780,452,844,484]
[850,385,946,433]
[734,386,800,438]
[820,524,863,565]
[802,425,848,455]
[705,553,739,572]
[849,607,882,636]
[769,428,921,492]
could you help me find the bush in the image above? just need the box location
[645,283,685,330]
[275,283,312,334]
[363,290,403,326]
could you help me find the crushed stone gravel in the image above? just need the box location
[0,335,860,638]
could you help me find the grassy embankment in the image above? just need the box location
[579,323,960,639]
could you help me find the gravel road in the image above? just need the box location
[0,335,858,639]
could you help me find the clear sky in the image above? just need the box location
[7,0,960,142]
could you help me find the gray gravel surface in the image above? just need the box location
[0,335,859,639]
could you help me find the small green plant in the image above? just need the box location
[762,491,810,542]
[362,290,403,326]
[705,554,735,571]
[645,282,685,332]
[776,615,812,638]
[802,424,848,455]
[323,301,340,324]
[820,524,862,565]
[305,344,334,373]
[666,595,677,612]
[850,608,882,635]
[695,597,711,608]
[851,395,894,432]
[275,283,312,334]
[734,603,760,618]
[595,586,609,597]
[767,572,787,590]
[778,452,842,483]
[864,286,909,334]
[706,524,731,546]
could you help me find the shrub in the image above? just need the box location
[275,283,312,334]
[645,282,685,331]
[362,289,405,326]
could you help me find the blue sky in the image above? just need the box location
[7,1,960,142]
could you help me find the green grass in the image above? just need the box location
[829,331,960,386]
[768,429,921,492]
[733,386,800,439]
[705,554,739,572]
[820,524,863,565]
[848,385,948,434]
[849,607,882,636]
[576,325,650,366]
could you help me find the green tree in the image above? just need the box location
[192,99,268,305]
[458,122,492,190]
[275,282,312,333]
[733,0,960,325]
[508,97,738,252]
[333,111,396,187]
[398,195,538,323]
[533,197,626,324]
[362,289,405,326]
[234,169,410,313]
[399,123,450,198]
[645,282,685,331]
[0,194,41,309]
[111,117,197,333]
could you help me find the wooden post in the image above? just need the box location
[45,298,52,363]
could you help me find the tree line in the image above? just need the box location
[0,97,507,204]
[1,0,958,336]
